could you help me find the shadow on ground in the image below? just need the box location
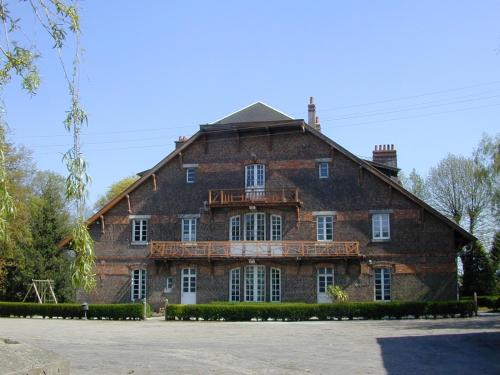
[377,332,500,375]
[399,317,500,331]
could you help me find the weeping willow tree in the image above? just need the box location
[0,1,94,291]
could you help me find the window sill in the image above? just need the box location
[131,242,149,246]
[371,239,391,243]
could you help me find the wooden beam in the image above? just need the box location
[152,173,157,191]
[100,215,105,234]
[126,194,131,213]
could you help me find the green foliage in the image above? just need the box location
[326,285,349,303]
[165,301,475,321]
[491,231,500,267]
[461,295,500,311]
[400,168,426,200]
[1,170,75,302]
[0,1,95,292]
[70,220,95,292]
[94,175,139,211]
[462,240,497,296]
[0,126,15,244]
[0,302,146,320]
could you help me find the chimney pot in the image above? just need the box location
[372,143,398,168]
[175,136,187,149]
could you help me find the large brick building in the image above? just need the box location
[61,100,473,309]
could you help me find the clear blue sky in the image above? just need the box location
[3,1,500,206]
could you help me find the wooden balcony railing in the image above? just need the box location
[150,241,359,259]
[208,188,301,207]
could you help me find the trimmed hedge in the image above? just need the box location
[461,295,500,310]
[165,301,475,321]
[0,302,147,320]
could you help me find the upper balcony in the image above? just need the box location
[150,241,360,259]
[208,188,301,208]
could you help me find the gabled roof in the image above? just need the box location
[58,104,475,248]
[210,102,294,124]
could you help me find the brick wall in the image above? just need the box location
[84,127,461,309]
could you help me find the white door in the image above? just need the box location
[317,267,333,303]
[181,268,196,304]
[245,164,265,199]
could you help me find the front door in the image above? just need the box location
[317,267,333,303]
[245,164,265,199]
[181,268,196,304]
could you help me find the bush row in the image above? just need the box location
[0,302,147,320]
[165,301,475,321]
[461,295,500,310]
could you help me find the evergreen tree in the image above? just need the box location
[1,171,75,302]
[462,240,497,296]
[491,231,500,266]
[491,232,500,291]
[29,172,75,302]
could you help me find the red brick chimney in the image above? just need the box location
[175,136,188,149]
[308,97,321,131]
[308,97,316,128]
[372,144,397,168]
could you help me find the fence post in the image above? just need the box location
[143,298,147,320]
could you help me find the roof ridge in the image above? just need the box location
[209,101,293,124]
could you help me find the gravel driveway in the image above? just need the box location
[0,315,498,374]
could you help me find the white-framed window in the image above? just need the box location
[165,277,173,292]
[316,216,333,241]
[245,265,265,302]
[372,213,390,240]
[245,164,265,189]
[182,218,197,242]
[271,267,281,302]
[374,268,391,301]
[271,215,282,241]
[131,269,146,301]
[132,219,148,244]
[186,167,196,183]
[229,268,240,302]
[319,162,329,179]
[317,267,334,294]
[244,213,266,241]
[230,216,241,241]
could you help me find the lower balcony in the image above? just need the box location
[149,241,360,259]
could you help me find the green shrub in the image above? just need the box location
[0,302,147,320]
[165,301,475,321]
[461,295,500,310]
[326,285,349,303]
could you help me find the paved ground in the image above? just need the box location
[0,315,499,375]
